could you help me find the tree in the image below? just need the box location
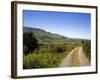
[23,32,38,55]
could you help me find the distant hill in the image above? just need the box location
[23,27,86,44]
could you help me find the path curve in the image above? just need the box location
[59,47,90,67]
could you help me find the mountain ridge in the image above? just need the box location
[23,27,89,44]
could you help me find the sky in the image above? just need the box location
[23,10,91,39]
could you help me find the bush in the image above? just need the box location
[81,40,91,60]
[23,45,28,55]
[23,32,38,55]
[51,45,66,54]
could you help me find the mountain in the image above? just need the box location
[23,27,82,44]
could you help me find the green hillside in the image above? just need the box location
[23,27,81,44]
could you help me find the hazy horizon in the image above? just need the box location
[23,10,91,39]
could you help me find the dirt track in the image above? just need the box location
[59,47,90,67]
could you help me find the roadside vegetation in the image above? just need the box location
[23,32,82,69]
[81,40,91,61]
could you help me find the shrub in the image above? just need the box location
[23,32,38,55]
[81,40,91,60]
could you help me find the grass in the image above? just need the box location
[23,42,82,69]
[23,50,68,69]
